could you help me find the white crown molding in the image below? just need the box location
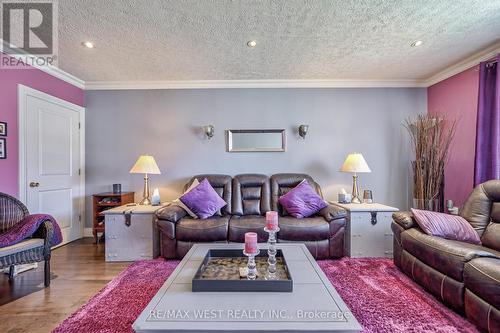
[1,39,85,89]
[84,79,427,90]
[423,41,500,87]
[3,38,499,90]
[86,42,500,90]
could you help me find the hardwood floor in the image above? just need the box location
[0,238,129,333]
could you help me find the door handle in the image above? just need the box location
[29,182,40,188]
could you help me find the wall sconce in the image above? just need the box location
[298,125,309,139]
[203,125,214,139]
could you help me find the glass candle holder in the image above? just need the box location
[243,249,260,280]
[243,232,259,280]
[264,226,280,279]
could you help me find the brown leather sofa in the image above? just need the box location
[156,173,347,259]
[270,174,347,259]
[392,180,500,332]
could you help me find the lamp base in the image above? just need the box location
[351,173,362,204]
[351,196,362,204]
[139,197,151,205]
[139,174,151,205]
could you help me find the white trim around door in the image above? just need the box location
[18,84,86,241]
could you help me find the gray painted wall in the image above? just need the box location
[85,88,426,227]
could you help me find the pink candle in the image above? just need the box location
[266,211,278,231]
[245,232,258,254]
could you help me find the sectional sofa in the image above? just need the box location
[156,173,347,259]
[392,180,500,332]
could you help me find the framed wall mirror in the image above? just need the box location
[227,129,286,152]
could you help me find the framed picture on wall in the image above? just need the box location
[0,138,5,159]
[0,122,6,136]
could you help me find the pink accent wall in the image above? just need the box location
[0,54,84,197]
[428,66,479,207]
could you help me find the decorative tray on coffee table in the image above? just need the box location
[192,249,293,292]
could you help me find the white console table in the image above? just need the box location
[330,202,399,258]
[102,203,168,262]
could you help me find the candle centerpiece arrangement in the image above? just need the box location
[243,232,259,280]
[264,211,280,279]
[193,220,292,292]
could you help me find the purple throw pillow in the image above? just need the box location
[411,208,481,244]
[278,179,327,218]
[180,179,227,219]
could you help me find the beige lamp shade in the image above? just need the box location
[130,155,161,174]
[340,153,371,173]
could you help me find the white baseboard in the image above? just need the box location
[83,227,94,237]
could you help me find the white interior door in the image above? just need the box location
[19,85,84,245]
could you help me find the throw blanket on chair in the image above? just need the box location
[0,214,63,248]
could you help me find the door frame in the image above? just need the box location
[18,84,85,240]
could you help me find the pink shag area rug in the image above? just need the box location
[52,258,479,333]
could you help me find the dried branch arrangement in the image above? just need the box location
[404,114,456,210]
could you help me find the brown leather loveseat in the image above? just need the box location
[392,180,500,332]
[156,173,347,259]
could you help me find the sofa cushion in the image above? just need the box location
[464,257,500,309]
[180,179,227,219]
[278,180,327,218]
[277,216,330,241]
[411,208,481,244]
[401,228,500,281]
[461,180,500,237]
[232,174,270,216]
[481,222,500,251]
[175,216,229,242]
[228,215,267,242]
[0,238,44,257]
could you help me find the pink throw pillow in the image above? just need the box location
[410,208,481,244]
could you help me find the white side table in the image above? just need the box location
[102,203,168,262]
[330,202,399,258]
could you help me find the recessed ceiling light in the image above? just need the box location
[247,40,257,48]
[411,40,423,47]
[82,41,94,48]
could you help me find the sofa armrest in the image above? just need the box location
[156,205,187,223]
[393,211,417,229]
[157,218,176,240]
[319,204,347,222]
[464,251,500,262]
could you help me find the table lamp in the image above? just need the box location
[340,153,371,204]
[130,155,161,205]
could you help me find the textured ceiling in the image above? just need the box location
[56,0,500,82]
